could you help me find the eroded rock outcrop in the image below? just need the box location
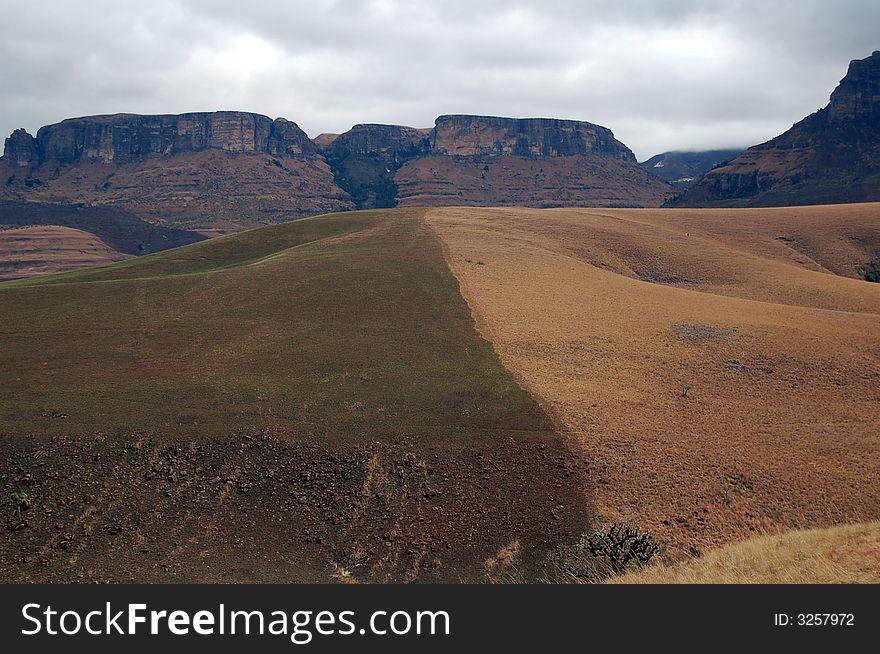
[319,124,432,208]
[3,129,39,167]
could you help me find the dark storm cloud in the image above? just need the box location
[1,0,877,160]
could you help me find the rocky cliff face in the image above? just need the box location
[7,112,316,167]
[319,125,432,208]
[2,112,345,229]
[3,128,39,167]
[824,50,880,125]
[432,115,636,160]
[319,115,668,209]
[325,124,432,160]
[672,51,880,207]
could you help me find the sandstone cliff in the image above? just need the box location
[672,50,880,207]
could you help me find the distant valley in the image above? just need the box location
[640,150,743,190]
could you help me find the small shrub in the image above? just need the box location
[550,523,661,581]
[10,491,29,518]
[682,383,693,398]
[583,523,661,575]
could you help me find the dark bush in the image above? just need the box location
[549,523,661,581]
[583,523,660,575]
[861,259,880,283]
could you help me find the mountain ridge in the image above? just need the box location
[671,50,880,207]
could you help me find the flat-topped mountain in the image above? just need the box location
[672,51,880,207]
[430,114,635,159]
[3,111,348,229]
[319,115,670,210]
[2,111,671,230]
[6,112,315,167]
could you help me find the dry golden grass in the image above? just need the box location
[610,521,880,583]
[427,204,880,561]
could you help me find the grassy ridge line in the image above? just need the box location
[0,210,372,287]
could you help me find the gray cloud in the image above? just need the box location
[1,0,877,160]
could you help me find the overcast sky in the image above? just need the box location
[1,0,877,160]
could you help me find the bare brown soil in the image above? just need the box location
[1,430,588,583]
[0,226,130,280]
[427,203,880,560]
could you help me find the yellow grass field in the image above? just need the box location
[611,521,880,583]
[427,204,880,562]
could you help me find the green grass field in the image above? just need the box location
[1,209,548,437]
[0,208,592,582]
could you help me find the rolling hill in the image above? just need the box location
[427,203,880,563]
[0,200,205,279]
[2,203,878,583]
[0,226,131,280]
[0,208,591,583]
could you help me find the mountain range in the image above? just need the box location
[2,49,879,279]
[2,113,671,231]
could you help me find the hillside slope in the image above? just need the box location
[0,208,591,583]
[0,200,206,279]
[428,204,880,561]
[0,225,131,280]
[672,51,880,207]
